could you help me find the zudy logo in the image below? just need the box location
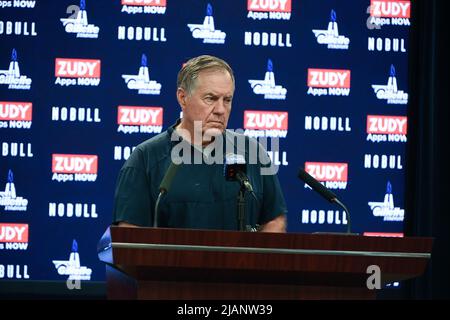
[55,58,101,87]
[307,68,351,96]
[52,154,98,182]
[117,106,163,134]
[367,115,407,143]
[247,0,291,20]
[304,162,348,190]
[244,110,288,138]
[121,0,167,14]
[0,101,32,129]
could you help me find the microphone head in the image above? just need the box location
[298,167,337,202]
[159,162,180,194]
[224,153,246,181]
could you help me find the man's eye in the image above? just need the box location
[204,97,214,104]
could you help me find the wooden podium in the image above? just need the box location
[97,226,433,300]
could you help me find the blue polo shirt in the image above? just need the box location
[112,120,287,230]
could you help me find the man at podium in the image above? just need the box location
[112,55,287,233]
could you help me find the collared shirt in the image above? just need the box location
[112,119,287,230]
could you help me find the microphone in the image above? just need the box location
[224,153,256,195]
[153,162,180,227]
[298,168,354,234]
[224,153,259,231]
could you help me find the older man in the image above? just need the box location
[113,55,287,232]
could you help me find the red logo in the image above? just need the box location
[247,0,291,12]
[118,106,163,126]
[121,0,167,5]
[367,115,407,134]
[55,59,101,78]
[370,0,411,18]
[52,154,98,174]
[0,223,29,242]
[307,69,351,88]
[244,110,288,130]
[305,162,348,182]
[0,102,32,121]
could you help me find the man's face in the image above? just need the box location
[177,69,234,142]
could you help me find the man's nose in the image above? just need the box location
[213,99,227,114]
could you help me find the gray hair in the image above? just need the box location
[177,55,235,95]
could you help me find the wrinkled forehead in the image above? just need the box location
[193,68,235,94]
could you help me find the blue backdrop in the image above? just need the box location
[1,0,410,282]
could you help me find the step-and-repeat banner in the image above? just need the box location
[1,0,410,282]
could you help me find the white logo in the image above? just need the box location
[49,202,98,219]
[0,49,32,90]
[371,64,408,104]
[244,31,292,47]
[368,37,406,52]
[114,145,136,161]
[364,154,403,169]
[305,116,351,132]
[267,151,288,166]
[368,181,404,221]
[187,3,226,44]
[0,20,37,36]
[117,26,166,42]
[0,264,30,279]
[60,0,99,38]
[312,9,350,49]
[248,59,287,100]
[122,54,162,95]
[301,209,348,225]
[51,106,101,123]
[0,170,28,212]
[52,239,92,280]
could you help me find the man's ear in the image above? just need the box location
[177,88,187,110]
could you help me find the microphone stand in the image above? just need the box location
[235,171,256,232]
[237,183,246,231]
